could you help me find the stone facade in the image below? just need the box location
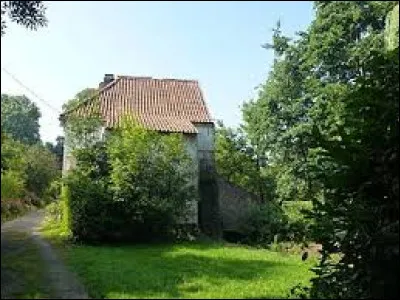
[62,120,257,234]
[184,123,215,226]
[217,177,258,232]
[62,123,216,228]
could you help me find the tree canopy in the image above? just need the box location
[242,1,398,298]
[1,1,47,36]
[1,94,41,145]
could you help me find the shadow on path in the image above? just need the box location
[1,210,88,299]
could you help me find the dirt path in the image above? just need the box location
[1,210,89,299]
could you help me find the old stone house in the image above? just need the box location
[61,74,256,236]
[61,75,216,226]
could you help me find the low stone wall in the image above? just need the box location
[217,177,258,232]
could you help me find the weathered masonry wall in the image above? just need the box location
[195,123,223,239]
[217,177,258,232]
[182,134,199,225]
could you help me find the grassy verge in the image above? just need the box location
[40,217,317,299]
[1,231,51,299]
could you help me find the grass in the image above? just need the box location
[1,231,51,299]
[41,220,317,299]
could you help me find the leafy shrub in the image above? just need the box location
[1,137,27,173]
[24,144,60,197]
[239,202,288,246]
[45,200,63,223]
[282,201,314,243]
[60,185,71,234]
[1,136,60,201]
[234,201,314,247]
[65,172,115,242]
[282,201,312,222]
[1,170,25,199]
[42,199,72,243]
[63,119,197,243]
[43,179,62,202]
[107,121,197,242]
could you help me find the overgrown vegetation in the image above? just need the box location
[215,122,313,247]
[215,1,399,298]
[1,94,60,222]
[61,114,197,243]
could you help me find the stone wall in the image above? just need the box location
[195,123,223,239]
[217,177,258,232]
[182,134,199,225]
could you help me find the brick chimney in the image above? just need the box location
[99,74,115,88]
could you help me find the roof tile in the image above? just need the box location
[68,76,212,133]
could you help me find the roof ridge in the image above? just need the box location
[117,75,198,83]
[117,75,153,80]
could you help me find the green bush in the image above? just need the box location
[108,121,197,241]
[1,170,25,199]
[235,201,314,247]
[282,201,314,243]
[60,185,71,234]
[239,202,288,246]
[1,136,60,202]
[45,200,63,223]
[24,144,60,198]
[63,119,197,243]
[282,201,313,222]
[65,172,116,242]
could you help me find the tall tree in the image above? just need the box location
[1,94,41,145]
[243,1,399,298]
[1,1,47,36]
[45,135,64,170]
[215,121,275,202]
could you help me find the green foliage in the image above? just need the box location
[1,136,60,198]
[1,170,25,199]
[60,185,71,234]
[282,201,314,244]
[107,119,197,240]
[1,94,41,145]
[62,94,103,150]
[62,88,97,113]
[64,167,114,242]
[1,136,27,173]
[282,201,313,223]
[239,203,288,246]
[45,136,64,170]
[215,121,276,202]
[62,116,197,243]
[385,3,399,52]
[24,144,60,197]
[244,1,399,298]
[1,1,47,36]
[1,132,60,221]
[236,201,313,247]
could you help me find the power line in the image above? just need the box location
[1,67,61,114]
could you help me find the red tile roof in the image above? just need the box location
[63,76,213,134]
